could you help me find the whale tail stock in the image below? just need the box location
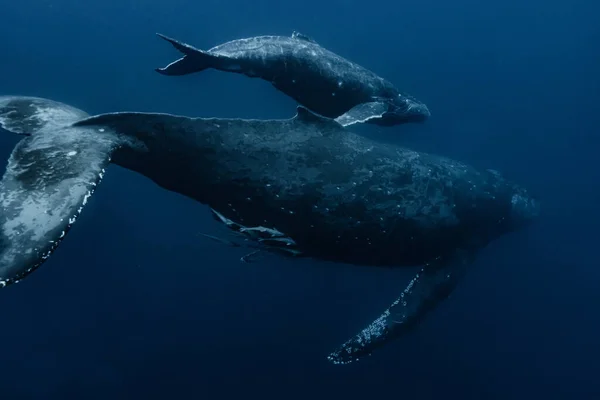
[0,95,220,289]
[0,96,124,289]
[155,33,224,76]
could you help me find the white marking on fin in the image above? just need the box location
[0,96,120,288]
[335,101,389,127]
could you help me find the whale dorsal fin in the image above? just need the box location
[291,31,317,44]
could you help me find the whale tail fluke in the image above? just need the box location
[155,33,222,76]
[0,96,121,289]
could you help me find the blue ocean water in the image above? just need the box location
[1,0,599,398]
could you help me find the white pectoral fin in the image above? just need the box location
[327,250,474,364]
[334,101,389,127]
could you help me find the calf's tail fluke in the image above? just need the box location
[155,33,221,76]
[0,96,122,289]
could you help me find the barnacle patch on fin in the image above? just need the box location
[327,249,473,365]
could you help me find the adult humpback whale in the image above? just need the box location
[154,32,431,128]
[0,96,538,364]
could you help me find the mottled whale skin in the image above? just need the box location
[155,32,431,128]
[0,96,538,364]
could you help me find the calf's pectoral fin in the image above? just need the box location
[327,249,474,365]
[334,101,389,127]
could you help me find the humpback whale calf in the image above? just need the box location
[155,32,431,128]
[0,96,538,364]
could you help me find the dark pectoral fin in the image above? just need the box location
[334,101,389,127]
[0,96,121,288]
[327,250,473,364]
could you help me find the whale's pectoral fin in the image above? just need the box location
[155,33,224,76]
[334,101,389,127]
[0,96,120,288]
[327,249,474,364]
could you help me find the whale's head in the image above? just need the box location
[465,172,540,247]
[372,93,431,126]
[508,186,541,230]
[486,183,540,242]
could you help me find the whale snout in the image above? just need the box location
[370,94,431,126]
[510,190,540,228]
[382,95,431,125]
[405,99,431,122]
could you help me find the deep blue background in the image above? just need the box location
[1,0,599,398]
